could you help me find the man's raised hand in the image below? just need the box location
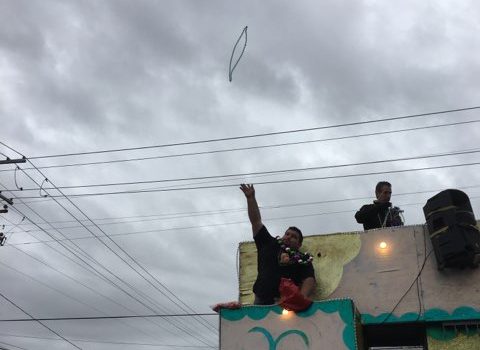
[240,184,255,198]
[240,184,262,235]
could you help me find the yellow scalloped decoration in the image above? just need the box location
[306,233,361,299]
[238,232,361,304]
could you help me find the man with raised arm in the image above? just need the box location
[240,184,316,305]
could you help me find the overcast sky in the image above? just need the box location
[1,0,480,349]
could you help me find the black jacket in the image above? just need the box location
[355,201,393,230]
[253,226,315,303]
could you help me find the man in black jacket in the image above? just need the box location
[240,184,316,305]
[355,181,404,230]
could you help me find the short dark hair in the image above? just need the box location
[288,226,303,244]
[375,181,391,194]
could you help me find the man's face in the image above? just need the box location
[282,229,302,250]
[376,185,392,203]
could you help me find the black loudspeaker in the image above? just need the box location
[423,189,474,216]
[423,189,480,270]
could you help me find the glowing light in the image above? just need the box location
[379,241,387,249]
[282,309,289,316]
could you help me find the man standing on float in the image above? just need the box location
[355,181,404,230]
[240,184,316,305]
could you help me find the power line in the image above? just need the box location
[3,191,167,309]
[5,211,351,246]
[24,241,200,344]
[3,206,193,333]
[381,247,434,323]
[10,148,480,192]
[8,183,480,232]
[0,255,180,344]
[13,160,219,341]
[0,312,217,322]
[0,341,28,350]
[15,160,480,198]
[9,184,480,236]
[2,190,215,346]
[0,333,213,348]
[5,105,477,160]
[4,119,478,172]
[6,208,218,348]
[0,260,123,318]
[2,150,282,345]
[0,291,83,349]
[2,245,179,344]
[8,196,480,247]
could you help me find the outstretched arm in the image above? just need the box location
[240,184,263,237]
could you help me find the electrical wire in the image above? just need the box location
[14,160,480,198]
[3,216,25,241]
[0,202,188,340]
[0,291,83,349]
[2,191,215,346]
[380,249,434,324]
[8,218,217,348]
[38,244,202,342]
[2,105,476,160]
[11,148,480,193]
[8,161,219,341]
[0,332,213,348]
[23,161,219,335]
[3,191,164,307]
[1,244,179,344]
[415,225,428,321]
[2,213,203,345]
[0,260,125,316]
[8,196,480,247]
[0,213,38,244]
[3,114,478,173]
[0,341,28,350]
[9,183,480,233]
[0,312,217,322]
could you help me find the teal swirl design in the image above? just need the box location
[221,299,356,349]
[221,305,283,321]
[248,326,309,350]
[361,306,480,325]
